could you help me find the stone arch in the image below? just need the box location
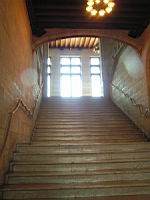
[32,29,143,53]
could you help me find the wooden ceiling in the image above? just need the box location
[26,0,150,38]
[49,37,100,49]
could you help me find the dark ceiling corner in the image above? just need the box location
[26,0,46,37]
[128,19,150,38]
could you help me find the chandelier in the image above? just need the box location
[86,0,115,17]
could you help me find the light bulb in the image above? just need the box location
[105,6,112,13]
[95,0,101,4]
[91,9,97,16]
[108,2,115,8]
[103,0,109,4]
[99,9,106,16]
[86,6,93,12]
[87,1,94,6]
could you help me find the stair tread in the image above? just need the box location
[2,196,150,200]
[7,168,150,177]
[11,158,150,165]
[17,142,149,147]
[3,180,150,191]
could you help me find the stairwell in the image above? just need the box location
[1,97,150,199]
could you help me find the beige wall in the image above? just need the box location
[0,0,44,184]
[45,48,102,97]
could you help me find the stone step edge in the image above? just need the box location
[6,169,150,177]
[1,195,150,200]
[10,158,150,165]
[16,142,149,146]
[13,150,150,157]
[2,180,150,191]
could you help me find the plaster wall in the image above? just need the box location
[0,0,43,184]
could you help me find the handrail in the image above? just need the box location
[111,83,150,118]
[0,83,43,157]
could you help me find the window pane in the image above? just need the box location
[71,57,80,65]
[71,75,82,97]
[71,67,80,74]
[60,57,70,65]
[47,58,51,65]
[91,57,100,65]
[91,75,103,97]
[61,75,71,97]
[47,66,51,74]
[91,67,100,74]
[61,67,70,74]
[47,75,50,97]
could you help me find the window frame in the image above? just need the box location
[90,57,103,97]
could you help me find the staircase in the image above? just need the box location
[2,97,150,199]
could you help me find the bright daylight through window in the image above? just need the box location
[47,57,51,97]
[60,57,82,97]
[90,57,104,97]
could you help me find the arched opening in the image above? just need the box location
[32,29,142,53]
[38,35,147,100]
[37,35,148,101]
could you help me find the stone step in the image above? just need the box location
[39,106,119,109]
[38,112,122,115]
[34,127,139,132]
[6,168,150,177]
[31,139,145,145]
[37,116,128,120]
[36,121,133,125]
[35,124,135,128]
[13,151,150,163]
[11,160,150,173]
[34,131,142,137]
[16,143,150,154]
[2,181,150,199]
[36,120,130,124]
[6,170,150,184]
[1,195,150,200]
[39,109,120,111]
[35,126,135,130]
[34,129,140,133]
[32,136,143,142]
[38,114,128,121]
[38,113,125,117]
[38,111,124,114]
[39,110,120,113]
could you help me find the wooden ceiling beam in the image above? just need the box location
[33,0,150,5]
[39,22,139,30]
[35,12,148,18]
[33,5,150,11]
[38,22,140,29]
[36,18,143,26]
